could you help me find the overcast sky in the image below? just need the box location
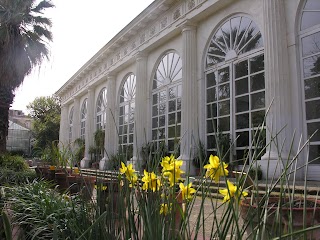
[11,0,154,113]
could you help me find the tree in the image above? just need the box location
[27,95,60,151]
[0,0,54,153]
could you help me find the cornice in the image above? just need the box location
[57,0,233,105]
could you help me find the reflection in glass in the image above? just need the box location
[235,78,248,95]
[251,73,265,91]
[236,113,249,129]
[218,67,229,83]
[207,72,216,87]
[218,100,230,116]
[301,12,320,31]
[309,145,320,164]
[153,52,182,89]
[305,76,320,99]
[306,99,320,120]
[236,131,249,147]
[250,54,264,73]
[307,122,320,141]
[236,96,249,112]
[206,16,263,68]
[235,60,248,78]
[251,92,265,110]
[303,54,320,78]
[207,87,216,103]
[304,0,320,10]
[302,32,320,57]
[218,83,230,99]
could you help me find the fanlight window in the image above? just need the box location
[80,99,87,140]
[69,107,74,143]
[119,74,136,151]
[206,16,263,67]
[152,52,182,152]
[205,16,265,164]
[96,88,107,130]
[300,0,320,163]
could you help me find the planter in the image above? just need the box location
[240,197,320,239]
[55,172,68,192]
[77,175,96,201]
[35,166,49,179]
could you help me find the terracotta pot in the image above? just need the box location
[240,197,320,239]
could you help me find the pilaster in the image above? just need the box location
[72,96,80,143]
[261,0,294,178]
[100,74,117,170]
[132,52,148,169]
[59,104,69,147]
[179,20,198,175]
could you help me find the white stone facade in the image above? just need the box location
[56,0,320,180]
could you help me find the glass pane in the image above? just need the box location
[251,92,265,110]
[218,117,230,131]
[235,78,248,95]
[307,122,320,141]
[235,60,248,78]
[251,110,265,127]
[129,134,133,143]
[236,113,249,129]
[207,135,216,149]
[168,140,175,152]
[207,103,217,118]
[152,130,157,140]
[152,105,158,116]
[177,85,182,97]
[159,91,166,102]
[250,54,264,73]
[218,67,229,83]
[304,0,320,10]
[207,119,217,133]
[119,106,124,115]
[305,76,320,99]
[177,98,181,110]
[236,131,249,147]
[123,125,127,134]
[177,112,181,123]
[152,94,158,104]
[306,99,320,120]
[301,12,320,30]
[218,83,230,100]
[169,100,176,112]
[236,150,247,164]
[159,103,166,115]
[176,125,181,137]
[119,116,123,125]
[207,72,216,87]
[152,117,158,128]
[207,87,216,103]
[236,96,249,112]
[129,123,134,133]
[168,113,175,125]
[303,54,320,78]
[119,126,123,135]
[218,100,230,116]
[251,73,265,92]
[302,32,320,57]
[309,145,320,164]
[168,127,176,138]
[169,87,176,99]
[159,128,165,139]
[159,115,165,127]
[123,135,127,144]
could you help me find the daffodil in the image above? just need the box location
[179,182,196,201]
[94,184,107,191]
[161,155,185,187]
[160,203,171,215]
[204,155,228,183]
[219,180,248,202]
[141,170,162,192]
[119,162,138,187]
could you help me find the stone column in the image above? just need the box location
[132,52,148,169]
[179,21,198,175]
[260,0,294,178]
[59,104,69,147]
[100,74,117,170]
[81,87,95,168]
[72,96,80,143]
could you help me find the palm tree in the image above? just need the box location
[0,0,54,153]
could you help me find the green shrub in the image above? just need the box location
[0,169,37,185]
[0,154,28,172]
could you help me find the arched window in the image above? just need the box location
[205,16,265,163]
[96,88,107,130]
[80,99,87,140]
[69,107,74,143]
[119,74,136,151]
[300,0,320,163]
[152,52,182,152]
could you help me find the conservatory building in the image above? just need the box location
[56,0,320,180]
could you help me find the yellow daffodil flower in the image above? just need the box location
[94,184,107,191]
[179,182,196,201]
[160,203,171,215]
[141,170,161,192]
[161,155,185,187]
[204,155,229,183]
[219,180,248,202]
[119,162,138,187]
